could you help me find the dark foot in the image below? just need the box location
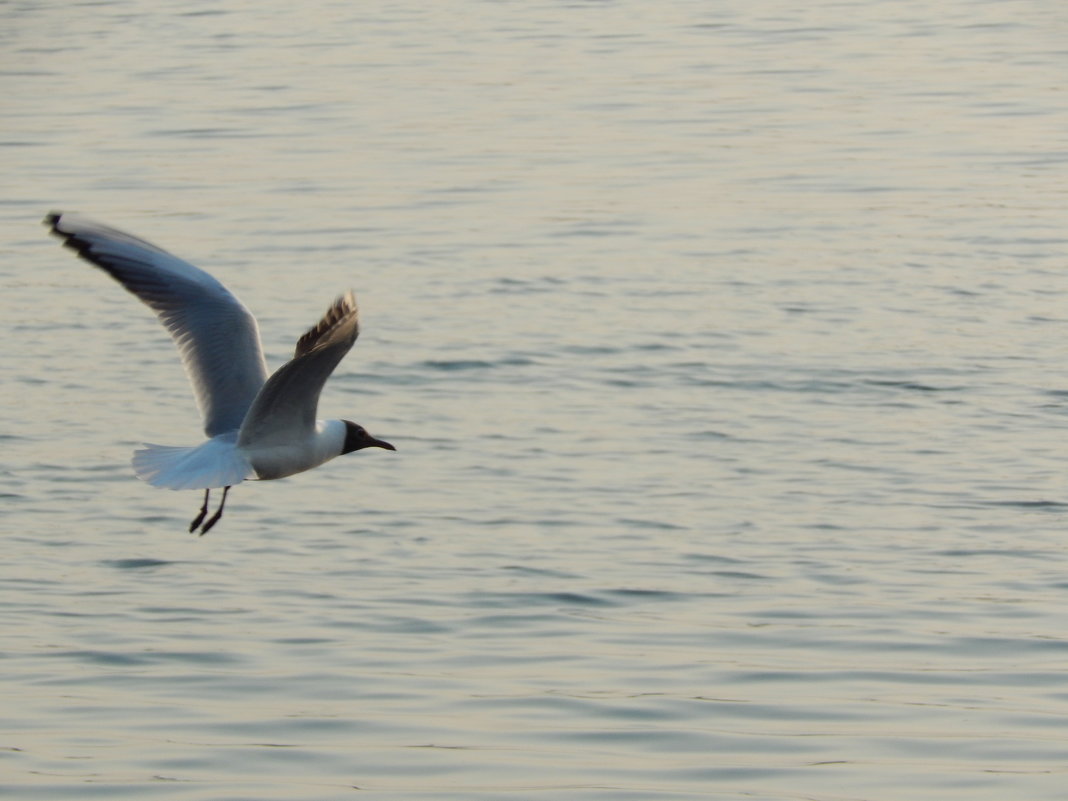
[199,508,223,536]
[197,486,230,536]
[189,489,210,533]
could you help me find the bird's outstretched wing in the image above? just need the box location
[237,291,359,447]
[46,212,269,436]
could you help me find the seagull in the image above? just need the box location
[46,212,395,534]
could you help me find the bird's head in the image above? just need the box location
[342,420,396,454]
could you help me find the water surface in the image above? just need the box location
[3,1,1068,798]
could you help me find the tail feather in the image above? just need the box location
[133,434,253,490]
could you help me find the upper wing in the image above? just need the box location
[46,212,269,437]
[237,292,359,447]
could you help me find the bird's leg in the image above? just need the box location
[198,485,230,536]
[189,489,210,533]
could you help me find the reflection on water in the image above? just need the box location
[3,0,1068,798]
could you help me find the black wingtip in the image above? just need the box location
[293,291,359,357]
[44,211,95,257]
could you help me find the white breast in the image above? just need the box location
[244,419,347,481]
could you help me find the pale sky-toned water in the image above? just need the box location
[3,1,1068,799]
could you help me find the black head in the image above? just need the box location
[342,420,396,455]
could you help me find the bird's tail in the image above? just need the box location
[132,435,254,490]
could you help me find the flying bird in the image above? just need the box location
[46,212,395,534]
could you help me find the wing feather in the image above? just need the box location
[47,212,269,436]
[238,292,359,447]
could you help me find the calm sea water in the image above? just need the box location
[3,1,1068,798]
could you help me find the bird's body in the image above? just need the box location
[242,418,350,481]
[46,212,394,534]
